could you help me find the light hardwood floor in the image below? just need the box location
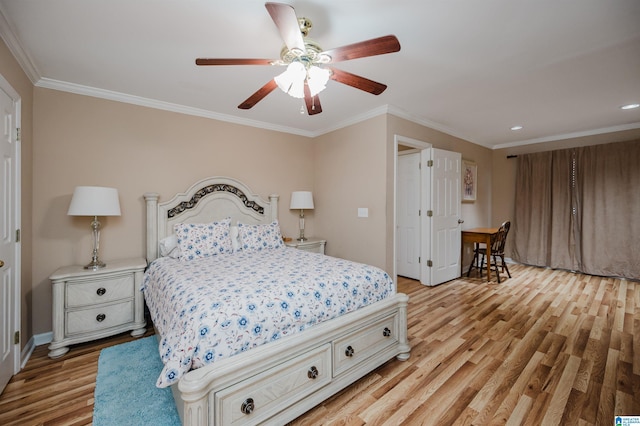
[1,264,638,425]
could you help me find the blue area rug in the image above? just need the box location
[93,335,180,426]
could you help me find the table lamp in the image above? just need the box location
[67,186,121,270]
[290,191,314,241]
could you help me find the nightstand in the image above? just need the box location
[285,237,326,255]
[48,257,147,358]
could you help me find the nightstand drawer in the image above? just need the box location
[66,300,134,335]
[284,238,326,255]
[295,242,324,254]
[66,274,134,307]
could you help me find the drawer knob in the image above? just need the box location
[241,398,254,415]
[96,287,107,296]
[383,327,392,337]
[345,345,355,357]
[307,366,319,379]
[96,313,106,322]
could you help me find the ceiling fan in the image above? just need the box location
[195,2,401,115]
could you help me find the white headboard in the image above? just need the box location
[144,176,279,262]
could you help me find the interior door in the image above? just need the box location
[428,148,462,286]
[396,152,420,279]
[0,81,18,394]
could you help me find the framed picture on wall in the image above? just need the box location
[462,160,477,202]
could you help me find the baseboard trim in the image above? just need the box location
[20,337,35,369]
[21,332,53,369]
[34,331,53,346]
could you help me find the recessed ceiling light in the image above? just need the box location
[510,125,523,131]
[620,103,639,110]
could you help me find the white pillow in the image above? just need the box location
[174,218,233,261]
[159,234,181,259]
[237,220,285,252]
[230,225,240,252]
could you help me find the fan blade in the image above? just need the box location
[322,35,401,63]
[238,80,278,109]
[265,2,305,52]
[303,84,322,115]
[329,68,387,95]
[196,58,274,66]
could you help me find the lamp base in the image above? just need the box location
[296,237,308,242]
[84,259,106,270]
[85,216,106,270]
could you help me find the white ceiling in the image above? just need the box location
[1,0,639,148]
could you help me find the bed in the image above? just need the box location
[143,176,410,425]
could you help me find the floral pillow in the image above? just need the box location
[237,220,285,252]
[174,218,233,261]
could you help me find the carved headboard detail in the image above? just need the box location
[144,176,278,262]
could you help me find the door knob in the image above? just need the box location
[0,260,4,268]
[458,219,464,224]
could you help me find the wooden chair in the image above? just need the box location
[480,221,511,283]
[467,221,511,283]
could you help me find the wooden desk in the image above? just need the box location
[462,227,499,282]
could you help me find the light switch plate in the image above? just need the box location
[358,208,369,218]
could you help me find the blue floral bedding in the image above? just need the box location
[142,247,394,388]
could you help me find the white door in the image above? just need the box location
[427,148,462,286]
[0,78,19,394]
[396,152,420,279]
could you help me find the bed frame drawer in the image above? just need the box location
[333,313,398,376]
[215,343,332,425]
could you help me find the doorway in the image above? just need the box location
[394,135,462,286]
[396,150,421,280]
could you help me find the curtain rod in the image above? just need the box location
[507,155,518,159]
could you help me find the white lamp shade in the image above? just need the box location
[274,62,306,99]
[290,191,314,210]
[67,186,121,216]
[307,66,330,96]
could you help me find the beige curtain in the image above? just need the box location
[513,140,640,280]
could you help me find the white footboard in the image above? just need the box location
[176,292,410,426]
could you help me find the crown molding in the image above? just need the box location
[384,105,485,147]
[308,105,390,137]
[34,78,405,139]
[0,3,40,83]
[35,78,319,137]
[493,122,640,150]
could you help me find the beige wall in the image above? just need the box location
[313,115,388,269]
[32,88,315,334]
[0,38,34,347]
[491,129,640,257]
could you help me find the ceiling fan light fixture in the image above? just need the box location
[274,62,306,98]
[307,66,331,96]
[198,3,401,113]
[274,62,330,99]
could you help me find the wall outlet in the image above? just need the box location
[358,208,369,218]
